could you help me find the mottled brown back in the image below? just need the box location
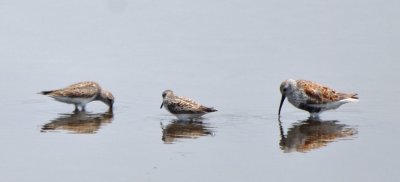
[297,80,357,104]
[45,81,101,98]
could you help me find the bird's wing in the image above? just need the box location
[297,80,343,104]
[48,82,100,98]
[168,96,205,114]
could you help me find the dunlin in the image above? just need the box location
[160,90,217,120]
[41,111,114,134]
[39,81,114,111]
[161,121,214,144]
[278,79,358,117]
[278,118,357,153]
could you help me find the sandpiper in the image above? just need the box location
[278,79,358,117]
[39,81,114,111]
[160,90,217,120]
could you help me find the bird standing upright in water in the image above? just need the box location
[278,79,358,118]
[160,90,217,121]
[39,81,114,111]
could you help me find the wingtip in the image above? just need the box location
[38,91,52,95]
[206,107,218,112]
[343,97,359,103]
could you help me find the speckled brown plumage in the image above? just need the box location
[279,79,359,117]
[166,96,216,114]
[297,80,358,104]
[40,81,114,111]
[161,90,217,120]
[41,81,101,98]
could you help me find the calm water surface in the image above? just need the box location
[0,1,399,182]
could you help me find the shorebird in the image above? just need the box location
[278,118,357,153]
[278,79,358,117]
[161,121,214,144]
[39,81,114,111]
[160,90,217,120]
[41,111,114,134]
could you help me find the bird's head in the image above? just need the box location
[160,90,174,109]
[279,79,296,116]
[101,90,114,111]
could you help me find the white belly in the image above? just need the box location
[307,99,355,112]
[174,113,205,121]
[163,105,206,120]
[53,96,96,106]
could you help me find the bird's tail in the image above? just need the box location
[339,93,359,103]
[38,90,53,95]
[205,107,218,112]
[339,93,359,100]
[351,94,359,99]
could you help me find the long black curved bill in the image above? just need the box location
[278,95,286,116]
[160,102,164,109]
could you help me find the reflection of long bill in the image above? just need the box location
[278,118,358,153]
[278,95,286,116]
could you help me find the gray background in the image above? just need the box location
[0,0,399,182]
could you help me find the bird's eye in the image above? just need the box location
[283,88,287,92]
[162,93,166,98]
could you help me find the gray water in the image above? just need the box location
[1,0,400,182]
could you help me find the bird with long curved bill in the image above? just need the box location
[278,79,358,118]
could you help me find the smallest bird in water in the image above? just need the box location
[160,90,217,121]
[39,81,114,112]
[278,79,358,118]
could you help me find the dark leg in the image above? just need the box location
[309,112,320,119]
[74,105,79,112]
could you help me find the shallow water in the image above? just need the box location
[1,1,400,182]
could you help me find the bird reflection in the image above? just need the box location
[41,111,113,134]
[278,118,357,153]
[161,120,214,144]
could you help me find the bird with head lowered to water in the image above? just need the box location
[39,81,114,112]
